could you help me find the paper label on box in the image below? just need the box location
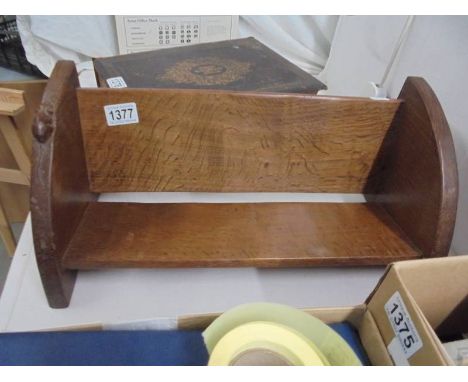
[106,76,127,88]
[104,102,139,126]
[387,337,410,365]
[385,291,423,360]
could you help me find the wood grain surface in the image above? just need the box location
[365,77,458,258]
[30,63,456,308]
[62,202,420,269]
[30,62,97,308]
[0,88,24,116]
[0,115,31,181]
[77,89,401,193]
[0,80,47,223]
[0,80,48,156]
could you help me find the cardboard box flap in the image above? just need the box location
[393,256,468,329]
[367,265,449,365]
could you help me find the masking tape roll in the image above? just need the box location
[203,302,361,366]
[208,321,327,366]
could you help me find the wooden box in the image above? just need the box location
[30,61,458,308]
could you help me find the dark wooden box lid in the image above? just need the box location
[93,37,326,93]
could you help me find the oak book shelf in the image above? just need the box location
[31,61,458,308]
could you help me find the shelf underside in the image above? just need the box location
[62,202,421,269]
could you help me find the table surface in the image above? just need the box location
[0,65,386,332]
[0,192,386,332]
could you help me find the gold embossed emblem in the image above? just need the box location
[160,57,252,86]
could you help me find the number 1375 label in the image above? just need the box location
[104,102,139,126]
[385,291,423,358]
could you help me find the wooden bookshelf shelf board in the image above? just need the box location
[62,202,420,269]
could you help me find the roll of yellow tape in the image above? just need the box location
[208,321,327,366]
[203,302,361,366]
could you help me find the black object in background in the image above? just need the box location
[0,15,45,77]
[436,295,468,342]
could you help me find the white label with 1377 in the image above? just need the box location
[104,102,139,126]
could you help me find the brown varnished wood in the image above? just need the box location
[30,62,97,308]
[77,89,401,193]
[62,202,420,269]
[30,61,457,308]
[365,77,458,258]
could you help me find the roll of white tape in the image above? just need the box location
[208,321,327,366]
[203,302,362,366]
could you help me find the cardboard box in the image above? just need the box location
[364,255,467,365]
[177,255,468,366]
